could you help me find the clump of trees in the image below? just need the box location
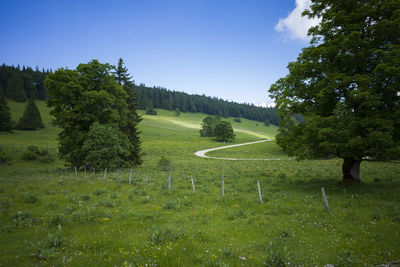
[15,99,44,130]
[269,0,400,183]
[200,116,235,142]
[0,64,50,102]
[45,59,142,169]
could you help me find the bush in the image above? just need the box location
[22,145,54,162]
[0,149,10,165]
[233,118,241,123]
[158,156,171,171]
[145,108,157,115]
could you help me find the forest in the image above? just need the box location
[0,63,280,126]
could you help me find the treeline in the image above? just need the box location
[0,64,50,102]
[0,63,280,125]
[133,84,280,125]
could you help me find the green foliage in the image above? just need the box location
[233,118,241,123]
[116,58,143,165]
[0,146,10,165]
[145,107,157,115]
[21,145,53,162]
[200,115,221,137]
[269,0,400,182]
[158,156,170,171]
[45,60,131,167]
[15,99,44,130]
[175,108,181,116]
[0,89,13,132]
[6,73,26,102]
[264,119,270,127]
[214,121,235,142]
[82,122,129,170]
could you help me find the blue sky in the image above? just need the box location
[0,0,316,106]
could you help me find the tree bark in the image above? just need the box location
[342,157,361,183]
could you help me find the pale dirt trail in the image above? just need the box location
[194,139,287,161]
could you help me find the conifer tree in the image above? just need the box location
[0,87,13,132]
[6,73,26,102]
[16,98,44,130]
[115,58,143,165]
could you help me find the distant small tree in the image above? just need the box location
[82,122,129,170]
[214,121,235,142]
[7,73,26,102]
[264,119,270,127]
[175,108,180,116]
[16,99,44,130]
[0,88,13,132]
[145,103,157,115]
[233,118,241,123]
[200,116,221,137]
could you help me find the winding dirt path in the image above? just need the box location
[194,139,286,161]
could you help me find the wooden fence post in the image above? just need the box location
[191,176,195,192]
[129,169,133,185]
[84,165,86,174]
[117,169,120,182]
[222,176,225,197]
[321,187,331,213]
[146,174,149,185]
[168,175,171,190]
[257,180,262,204]
[74,166,77,175]
[104,168,107,180]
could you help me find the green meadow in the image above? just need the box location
[1,100,400,266]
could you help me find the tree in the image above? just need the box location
[200,116,221,137]
[175,108,181,116]
[0,87,13,132]
[115,58,143,165]
[16,99,44,130]
[82,122,129,169]
[45,60,129,167]
[269,0,400,183]
[7,73,26,102]
[264,119,270,127]
[214,121,235,142]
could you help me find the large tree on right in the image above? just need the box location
[269,0,400,183]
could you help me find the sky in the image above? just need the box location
[0,0,319,106]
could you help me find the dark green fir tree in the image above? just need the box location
[0,87,13,132]
[115,58,143,165]
[16,98,44,130]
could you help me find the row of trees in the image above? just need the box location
[45,59,142,169]
[133,85,280,125]
[1,63,280,125]
[0,64,50,102]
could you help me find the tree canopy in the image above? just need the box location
[214,121,235,142]
[200,116,221,137]
[45,60,140,168]
[269,0,400,183]
[0,88,13,132]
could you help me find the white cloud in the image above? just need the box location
[275,0,321,42]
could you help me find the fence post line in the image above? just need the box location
[222,176,225,197]
[257,180,263,204]
[129,169,133,185]
[191,176,195,192]
[321,187,331,213]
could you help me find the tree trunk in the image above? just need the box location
[342,157,361,183]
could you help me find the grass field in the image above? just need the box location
[1,100,400,266]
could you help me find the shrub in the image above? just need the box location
[12,211,33,227]
[147,225,181,245]
[22,145,54,162]
[23,193,38,204]
[233,118,241,123]
[0,146,10,165]
[158,156,171,171]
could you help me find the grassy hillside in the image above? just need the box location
[1,100,400,266]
